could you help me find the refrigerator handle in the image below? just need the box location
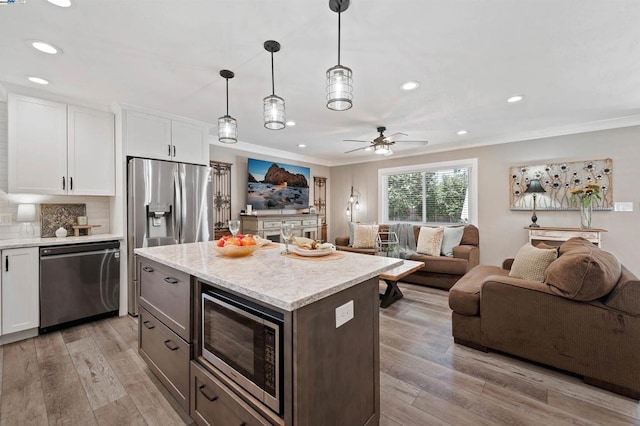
[174,170,181,244]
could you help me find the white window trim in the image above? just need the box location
[377,158,478,226]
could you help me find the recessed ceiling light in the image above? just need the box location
[286,121,296,126]
[457,130,468,135]
[47,0,72,7]
[507,95,524,103]
[27,76,49,85]
[297,144,306,148]
[31,41,59,55]
[401,81,420,91]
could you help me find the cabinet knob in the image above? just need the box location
[164,277,179,284]
[198,384,219,402]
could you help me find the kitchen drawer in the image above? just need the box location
[301,219,317,226]
[139,307,191,411]
[139,258,191,340]
[191,361,272,426]
[262,221,282,229]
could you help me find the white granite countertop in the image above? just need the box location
[135,242,403,311]
[0,234,124,250]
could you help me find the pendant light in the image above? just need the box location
[263,40,286,130]
[326,0,353,111]
[218,69,238,144]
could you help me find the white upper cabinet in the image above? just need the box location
[124,109,209,165]
[1,247,39,335]
[8,93,116,196]
[8,94,68,194]
[68,106,115,195]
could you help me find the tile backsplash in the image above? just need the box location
[40,203,87,237]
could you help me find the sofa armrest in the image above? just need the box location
[335,236,350,246]
[453,244,479,268]
[482,275,556,296]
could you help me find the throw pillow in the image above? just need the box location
[545,237,621,301]
[416,226,444,256]
[440,226,465,257]
[508,243,558,283]
[352,224,379,249]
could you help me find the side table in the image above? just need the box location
[526,226,606,247]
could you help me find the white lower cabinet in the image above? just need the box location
[1,247,39,336]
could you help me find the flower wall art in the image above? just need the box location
[509,158,613,211]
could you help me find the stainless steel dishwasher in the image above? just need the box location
[39,241,120,333]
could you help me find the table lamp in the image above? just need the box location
[524,179,546,227]
[16,203,37,236]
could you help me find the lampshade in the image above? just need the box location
[326,0,353,111]
[374,144,390,155]
[525,179,546,194]
[16,204,36,222]
[263,95,286,130]
[218,69,238,144]
[218,115,238,144]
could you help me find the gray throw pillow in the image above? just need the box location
[441,226,465,257]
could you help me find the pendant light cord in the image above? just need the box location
[337,10,342,65]
[225,78,229,116]
[271,52,276,96]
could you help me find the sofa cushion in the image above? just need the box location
[449,265,509,316]
[409,254,469,275]
[601,266,640,316]
[460,224,479,246]
[441,226,465,257]
[352,224,379,249]
[416,226,444,256]
[545,237,622,301]
[508,243,558,283]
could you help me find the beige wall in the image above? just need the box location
[329,126,640,277]
[209,144,331,223]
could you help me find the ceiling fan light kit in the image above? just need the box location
[326,0,353,111]
[218,69,238,144]
[343,125,428,156]
[263,40,286,130]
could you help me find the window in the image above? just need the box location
[378,159,478,225]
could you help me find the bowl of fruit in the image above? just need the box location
[214,234,259,257]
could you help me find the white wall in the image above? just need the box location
[329,126,640,277]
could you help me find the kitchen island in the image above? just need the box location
[135,241,402,426]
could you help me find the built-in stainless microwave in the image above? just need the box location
[201,286,283,414]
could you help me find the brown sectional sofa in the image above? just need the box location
[335,224,480,290]
[449,238,640,399]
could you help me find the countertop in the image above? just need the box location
[135,242,403,311]
[0,233,124,250]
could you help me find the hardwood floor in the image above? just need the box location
[1,283,638,425]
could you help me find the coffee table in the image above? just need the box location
[378,259,425,308]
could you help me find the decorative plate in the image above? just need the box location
[290,245,336,257]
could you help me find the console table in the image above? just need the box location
[241,214,320,243]
[526,226,606,247]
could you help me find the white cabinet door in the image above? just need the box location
[68,106,116,195]
[125,110,172,160]
[1,247,39,335]
[8,94,67,194]
[171,120,208,165]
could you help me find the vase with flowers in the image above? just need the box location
[570,182,601,229]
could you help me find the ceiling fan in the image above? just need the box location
[344,126,429,156]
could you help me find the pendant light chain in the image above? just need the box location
[271,51,276,96]
[337,10,341,65]
[225,77,229,116]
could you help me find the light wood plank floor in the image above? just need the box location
[1,283,639,425]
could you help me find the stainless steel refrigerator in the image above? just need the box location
[127,158,212,315]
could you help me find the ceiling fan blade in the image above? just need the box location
[383,132,408,142]
[344,146,370,154]
[343,139,372,143]
[393,140,429,144]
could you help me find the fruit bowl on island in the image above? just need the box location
[214,234,259,258]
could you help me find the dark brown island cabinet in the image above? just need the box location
[136,256,381,426]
